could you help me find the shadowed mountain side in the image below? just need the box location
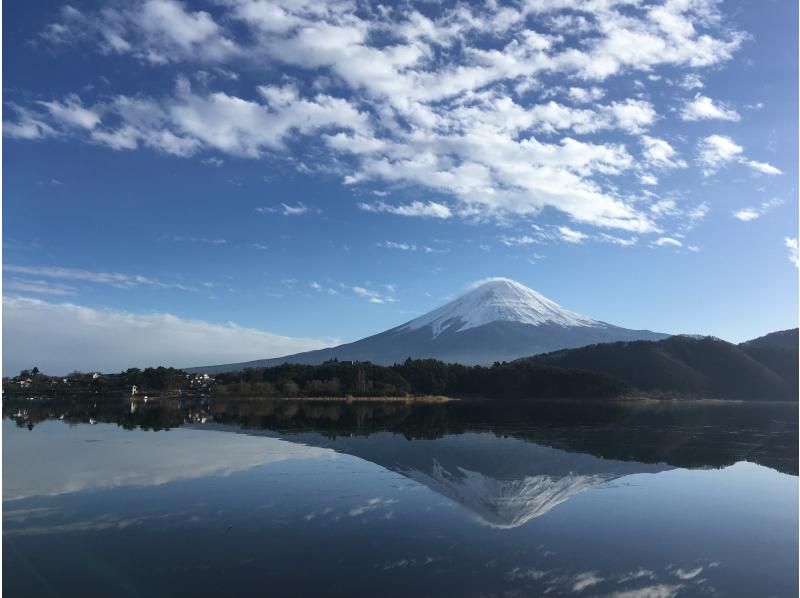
[527,332,799,401]
[191,321,667,373]
[740,328,799,350]
[738,329,799,388]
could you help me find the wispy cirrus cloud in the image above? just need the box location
[377,241,448,254]
[501,224,637,248]
[256,202,313,216]
[3,264,198,292]
[352,286,397,304]
[3,279,77,296]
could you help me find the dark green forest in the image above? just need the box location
[213,358,628,399]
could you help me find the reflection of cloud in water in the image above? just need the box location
[672,566,704,580]
[505,562,716,597]
[608,585,683,598]
[3,421,332,501]
[348,497,398,517]
[571,571,604,592]
[4,510,175,537]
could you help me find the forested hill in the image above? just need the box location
[739,328,798,350]
[526,331,798,401]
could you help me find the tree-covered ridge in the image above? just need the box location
[213,358,628,400]
[527,331,799,401]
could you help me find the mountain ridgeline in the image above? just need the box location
[526,329,798,401]
[192,278,667,373]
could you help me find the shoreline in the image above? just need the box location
[208,394,457,403]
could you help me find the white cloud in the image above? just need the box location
[678,73,704,90]
[257,202,312,216]
[733,198,782,221]
[599,233,638,246]
[39,81,369,158]
[680,95,740,121]
[499,235,539,247]
[2,296,334,375]
[641,136,687,169]
[567,87,605,104]
[696,135,781,177]
[653,237,683,247]
[38,95,101,129]
[352,286,396,304]
[19,0,751,233]
[745,160,782,175]
[280,202,310,215]
[41,1,238,64]
[522,99,656,135]
[785,237,799,268]
[696,134,743,175]
[3,105,57,140]
[3,279,77,296]
[358,200,452,219]
[558,226,588,244]
[377,241,416,251]
[3,264,197,292]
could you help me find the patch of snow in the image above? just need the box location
[402,277,602,338]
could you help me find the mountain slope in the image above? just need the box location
[191,278,667,373]
[528,332,799,400]
[739,328,799,390]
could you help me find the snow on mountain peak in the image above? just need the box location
[402,277,602,338]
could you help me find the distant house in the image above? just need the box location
[131,385,138,396]
[92,373,101,380]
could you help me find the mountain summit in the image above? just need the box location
[192,278,668,373]
[402,278,600,337]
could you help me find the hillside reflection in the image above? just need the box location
[5,396,797,474]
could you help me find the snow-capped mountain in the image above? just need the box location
[401,277,601,336]
[193,277,667,372]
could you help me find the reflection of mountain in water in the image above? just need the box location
[404,462,615,529]
[275,431,673,528]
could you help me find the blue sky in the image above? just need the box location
[3,0,798,374]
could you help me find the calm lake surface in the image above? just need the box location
[3,399,798,597]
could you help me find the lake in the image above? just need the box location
[3,399,798,597]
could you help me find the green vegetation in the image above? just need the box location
[528,331,798,401]
[212,358,628,399]
[3,366,195,399]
